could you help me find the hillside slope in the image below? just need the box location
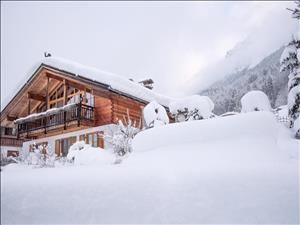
[200,48,289,114]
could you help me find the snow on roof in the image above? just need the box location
[1,56,173,112]
[41,57,173,106]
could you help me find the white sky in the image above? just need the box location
[1,1,297,107]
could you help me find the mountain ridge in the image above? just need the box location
[200,47,288,115]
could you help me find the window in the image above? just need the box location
[4,127,14,136]
[55,136,76,157]
[79,131,103,148]
[7,150,19,157]
[85,92,94,107]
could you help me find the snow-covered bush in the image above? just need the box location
[67,141,114,166]
[104,112,140,163]
[67,141,88,161]
[294,116,300,138]
[241,91,271,113]
[169,95,214,122]
[25,143,55,168]
[143,101,169,128]
[0,154,18,167]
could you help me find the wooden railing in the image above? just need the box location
[17,103,94,134]
[1,137,23,147]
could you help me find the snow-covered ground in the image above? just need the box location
[1,112,299,224]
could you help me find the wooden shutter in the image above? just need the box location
[98,131,104,149]
[55,140,60,157]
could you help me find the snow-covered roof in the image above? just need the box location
[41,57,173,107]
[1,57,173,113]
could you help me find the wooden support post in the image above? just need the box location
[63,111,67,130]
[83,88,87,105]
[46,76,49,110]
[28,98,31,115]
[77,102,81,127]
[63,79,68,105]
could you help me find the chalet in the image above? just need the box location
[0,57,172,157]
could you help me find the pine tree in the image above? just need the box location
[280,1,300,138]
[262,77,275,107]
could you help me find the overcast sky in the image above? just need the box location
[1,1,297,107]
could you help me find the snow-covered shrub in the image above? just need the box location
[169,95,214,122]
[241,91,271,113]
[143,101,169,128]
[26,143,55,168]
[104,112,140,163]
[0,154,18,167]
[67,141,88,161]
[67,141,114,166]
[294,116,300,139]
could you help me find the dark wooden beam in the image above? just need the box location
[46,76,49,110]
[65,80,86,91]
[28,99,31,115]
[63,79,68,105]
[7,115,18,121]
[28,92,46,102]
[46,72,64,81]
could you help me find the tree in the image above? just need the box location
[104,110,140,163]
[262,77,275,107]
[26,143,56,167]
[280,1,300,138]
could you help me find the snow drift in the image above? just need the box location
[169,95,214,119]
[67,141,114,166]
[2,111,299,224]
[133,111,279,152]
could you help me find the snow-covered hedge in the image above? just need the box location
[169,95,214,122]
[143,101,169,128]
[67,141,114,166]
[241,91,271,113]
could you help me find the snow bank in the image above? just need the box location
[2,111,299,224]
[133,112,279,152]
[241,90,271,113]
[67,141,114,166]
[143,101,169,127]
[169,95,214,118]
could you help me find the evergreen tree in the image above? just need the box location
[280,1,300,138]
[262,77,275,107]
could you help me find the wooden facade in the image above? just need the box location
[1,63,164,153]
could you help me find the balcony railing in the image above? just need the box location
[17,103,94,134]
[1,137,23,147]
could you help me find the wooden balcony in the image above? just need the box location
[16,103,94,135]
[1,137,23,147]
